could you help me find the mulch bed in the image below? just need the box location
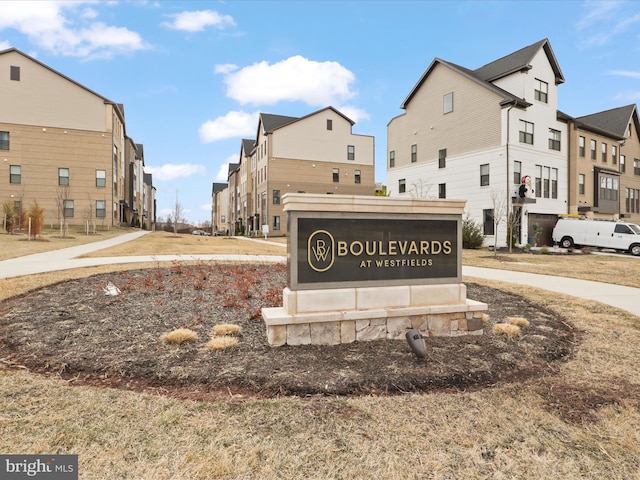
[0,263,577,399]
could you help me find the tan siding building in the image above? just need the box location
[0,48,150,231]
[217,107,375,237]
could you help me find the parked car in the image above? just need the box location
[552,217,640,255]
[213,230,226,236]
[192,230,205,236]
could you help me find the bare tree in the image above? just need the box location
[55,185,72,237]
[172,190,184,237]
[409,178,434,199]
[490,190,507,257]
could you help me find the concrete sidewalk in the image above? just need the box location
[0,230,285,280]
[1,233,638,318]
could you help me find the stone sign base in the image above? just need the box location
[262,283,488,347]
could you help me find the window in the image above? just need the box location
[221,215,226,223]
[96,200,106,218]
[0,131,8,150]
[58,168,69,186]
[621,155,626,173]
[10,66,20,81]
[590,140,597,160]
[411,144,417,163]
[272,189,280,204]
[548,129,561,151]
[579,136,585,157]
[480,164,490,186]
[514,160,522,184]
[443,92,453,114]
[389,150,395,168]
[612,145,617,165]
[535,165,542,198]
[600,176,619,202]
[519,120,534,144]
[63,199,74,218]
[326,119,332,131]
[551,168,558,199]
[602,143,607,162]
[579,174,585,194]
[96,170,106,188]
[354,170,361,184]
[543,166,550,198]
[332,168,339,183]
[534,79,548,103]
[483,209,494,236]
[627,188,640,213]
[438,183,446,199]
[273,216,280,231]
[635,158,640,176]
[10,165,21,184]
[399,178,406,194]
[438,149,446,169]
[347,145,355,161]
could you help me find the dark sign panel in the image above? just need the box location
[295,217,458,287]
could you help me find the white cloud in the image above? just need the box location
[0,40,11,50]
[200,203,212,211]
[219,55,357,107]
[608,70,640,79]
[214,63,237,75]
[199,110,259,143]
[162,10,235,32]
[0,1,149,59]
[145,163,206,181]
[216,162,229,182]
[576,2,640,48]
[336,105,370,124]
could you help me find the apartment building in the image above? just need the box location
[0,48,152,231]
[216,106,376,237]
[143,173,156,231]
[565,105,640,224]
[211,182,228,234]
[387,39,569,247]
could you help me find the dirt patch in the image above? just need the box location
[0,263,577,399]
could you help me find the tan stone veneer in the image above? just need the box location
[262,194,488,346]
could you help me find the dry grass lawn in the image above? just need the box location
[1,237,639,478]
[0,227,131,261]
[80,230,287,257]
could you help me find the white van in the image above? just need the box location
[552,217,640,256]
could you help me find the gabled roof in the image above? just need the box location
[260,113,299,134]
[0,47,126,126]
[401,58,531,110]
[241,139,255,155]
[228,163,240,176]
[474,38,564,85]
[211,182,227,195]
[575,104,638,140]
[258,106,355,137]
[400,38,563,110]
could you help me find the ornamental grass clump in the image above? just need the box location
[212,324,242,336]
[206,336,239,351]
[507,316,530,328]
[160,328,198,344]
[493,323,521,337]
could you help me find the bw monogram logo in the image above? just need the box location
[308,230,335,272]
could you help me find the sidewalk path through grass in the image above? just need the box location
[1,232,638,318]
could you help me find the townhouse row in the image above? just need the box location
[215,38,639,246]
[0,48,155,232]
[212,108,377,237]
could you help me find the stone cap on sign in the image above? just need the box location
[282,193,466,215]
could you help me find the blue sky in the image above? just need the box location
[1,1,639,224]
